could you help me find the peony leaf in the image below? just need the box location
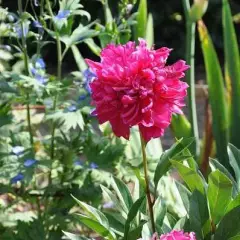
[214,206,240,240]
[207,170,233,225]
[111,176,133,212]
[153,138,195,188]
[171,160,205,194]
[228,144,240,187]
[123,196,146,240]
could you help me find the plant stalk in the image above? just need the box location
[182,0,200,156]
[18,0,34,149]
[139,131,155,233]
[46,0,62,184]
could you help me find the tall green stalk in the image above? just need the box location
[45,0,62,184]
[139,131,155,233]
[18,0,34,149]
[182,0,199,156]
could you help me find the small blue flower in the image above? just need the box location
[55,10,71,20]
[89,162,98,169]
[35,58,46,69]
[11,173,24,184]
[83,69,96,94]
[24,159,37,167]
[13,21,29,38]
[74,160,84,166]
[12,146,25,156]
[78,94,87,102]
[33,20,43,29]
[35,75,48,85]
[67,105,77,112]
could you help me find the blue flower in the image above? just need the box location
[13,21,29,38]
[31,58,48,85]
[35,75,48,85]
[11,173,24,184]
[12,146,25,156]
[89,162,98,169]
[55,10,71,20]
[83,69,96,94]
[74,160,84,166]
[35,58,46,69]
[78,94,87,102]
[24,159,37,167]
[33,20,43,29]
[67,105,77,112]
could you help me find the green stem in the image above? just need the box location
[46,0,62,184]
[26,93,34,147]
[182,0,199,156]
[139,131,155,233]
[18,0,34,149]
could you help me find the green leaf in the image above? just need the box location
[100,185,127,217]
[222,0,240,149]
[123,196,146,240]
[207,170,233,225]
[228,144,240,186]
[153,138,194,188]
[146,13,154,48]
[76,214,116,240]
[111,177,133,212]
[226,194,240,214]
[63,231,93,240]
[134,0,147,40]
[71,45,87,72]
[198,20,230,170]
[210,158,239,196]
[214,206,240,240]
[189,191,211,239]
[127,220,147,239]
[175,181,191,215]
[72,196,109,226]
[153,197,166,233]
[171,160,205,194]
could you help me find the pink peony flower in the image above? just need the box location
[160,230,196,240]
[86,39,189,142]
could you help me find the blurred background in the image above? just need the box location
[2,0,240,78]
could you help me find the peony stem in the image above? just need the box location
[139,131,155,233]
